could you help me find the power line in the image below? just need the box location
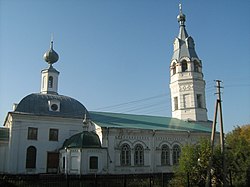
[92,82,248,116]
[93,93,169,110]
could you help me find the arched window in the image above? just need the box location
[172,63,176,75]
[181,60,188,72]
[194,61,199,72]
[134,144,144,166]
[173,145,181,165]
[121,144,131,166]
[161,145,170,165]
[48,76,53,88]
[26,146,37,169]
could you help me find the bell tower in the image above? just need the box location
[169,4,208,122]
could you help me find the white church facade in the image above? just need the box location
[0,6,213,175]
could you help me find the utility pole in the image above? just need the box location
[206,80,227,187]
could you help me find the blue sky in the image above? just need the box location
[0,0,249,133]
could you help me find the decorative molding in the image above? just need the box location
[179,84,193,91]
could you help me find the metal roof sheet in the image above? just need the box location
[15,93,89,119]
[89,111,212,133]
[62,131,101,149]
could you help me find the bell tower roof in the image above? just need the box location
[177,3,188,40]
[172,4,199,61]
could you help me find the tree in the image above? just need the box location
[169,138,216,186]
[225,124,250,187]
[169,125,250,187]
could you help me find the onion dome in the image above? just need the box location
[62,131,101,149]
[43,41,59,65]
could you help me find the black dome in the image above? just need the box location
[15,93,89,118]
[62,131,101,149]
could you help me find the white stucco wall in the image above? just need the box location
[3,113,84,174]
[60,148,107,175]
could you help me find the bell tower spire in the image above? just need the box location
[41,39,60,94]
[169,5,208,122]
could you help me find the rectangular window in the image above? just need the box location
[197,94,202,108]
[28,127,38,140]
[89,156,98,170]
[49,128,58,141]
[174,97,178,110]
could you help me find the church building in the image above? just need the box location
[0,6,212,175]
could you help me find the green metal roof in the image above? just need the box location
[62,131,101,149]
[0,127,9,142]
[89,111,212,133]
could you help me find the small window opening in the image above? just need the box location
[62,157,66,169]
[181,60,188,72]
[194,61,199,72]
[172,63,176,75]
[197,94,202,108]
[48,76,53,88]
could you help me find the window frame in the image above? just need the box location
[89,156,98,170]
[197,94,203,108]
[26,146,37,169]
[49,128,59,141]
[161,145,170,166]
[27,127,38,140]
[181,60,188,72]
[172,62,176,75]
[120,144,131,166]
[134,144,144,166]
[173,145,181,165]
